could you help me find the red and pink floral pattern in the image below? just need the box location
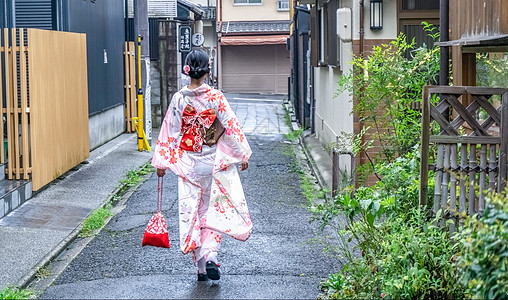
[152,83,252,261]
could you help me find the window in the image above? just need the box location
[278,0,289,11]
[234,0,262,5]
[402,0,439,10]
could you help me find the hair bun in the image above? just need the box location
[185,50,210,80]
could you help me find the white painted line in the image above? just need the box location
[88,135,136,165]
[231,98,283,102]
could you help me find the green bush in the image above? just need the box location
[315,148,463,299]
[320,209,464,300]
[456,190,508,299]
[0,287,35,299]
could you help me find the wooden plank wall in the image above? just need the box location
[0,28,31,180]
[124,41,136,133]
[450,0,508,40]
[27,28,89,191]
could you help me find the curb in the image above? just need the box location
[19,159,153,292]
[282,102,331,200]
[300,132,328,193]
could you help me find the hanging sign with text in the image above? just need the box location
[179,26,192,52]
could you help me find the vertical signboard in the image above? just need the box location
[179,25,192,52]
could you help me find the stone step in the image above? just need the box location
[0,180,33,219]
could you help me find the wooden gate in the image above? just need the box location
[0,28,89,190]
[124,41,136,133]
[420,86,508,224]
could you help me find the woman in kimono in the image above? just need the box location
[152,50,252,281]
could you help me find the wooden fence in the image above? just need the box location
[124,41,136,133]
[420,86,508,226]
[0,28,89,190]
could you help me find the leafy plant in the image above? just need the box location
[455,189,508,299]
[285,128,304,142]
[0,287,35,299]
[320,210,464,300]
[79,207,112,237]
[336,23,440,181]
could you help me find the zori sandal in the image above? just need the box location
[206,261,221,280]
[197,272,208,281]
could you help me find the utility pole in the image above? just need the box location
[134,0,152,146]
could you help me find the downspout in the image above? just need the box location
[358,0,365,187]
[217,0,223,90]
[439,0,449,85]
[359,0,364,57]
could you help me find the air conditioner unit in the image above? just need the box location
[336,8,352,42]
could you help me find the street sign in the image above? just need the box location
[192,33,205,47]
[179,26,192,52]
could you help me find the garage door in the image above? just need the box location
[222,45,289,94]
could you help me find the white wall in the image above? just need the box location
[314,41,354,149]
[352,0,398,41]
[312,0,397,173]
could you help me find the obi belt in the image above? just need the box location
[179,104,217,152]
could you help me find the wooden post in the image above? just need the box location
[449,144,458,232]
[499,91,508,191]
[489,144,497,192]
[434,144,444,215]
[459,145,467,218]
[4,28,13,179]
[332,149,340,197]
[19,29,30,179]
[12,28,20,179]
[468,144,477,215]
[441,145,451,212]
[419,86,431,208]
[124,41,132,132]
[479,144,487,214]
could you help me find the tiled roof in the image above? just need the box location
[218,21,290,34]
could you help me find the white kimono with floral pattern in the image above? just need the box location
[152,84,252,262]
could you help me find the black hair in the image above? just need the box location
[185,50,210,80]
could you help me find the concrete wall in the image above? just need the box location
[221,0,289,21]
[89,105,126,150]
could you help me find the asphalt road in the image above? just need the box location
[39,98,340,299]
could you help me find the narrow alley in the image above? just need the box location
[37,94,340,299]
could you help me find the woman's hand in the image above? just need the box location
[157,168,166,177]
[240,161,249,171]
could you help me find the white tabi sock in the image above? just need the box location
[207,251,218,264]
[197,257,206,273]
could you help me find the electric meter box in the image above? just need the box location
[337,8,352,42]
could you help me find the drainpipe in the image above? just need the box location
[359,0,364,57]
[217,0,223,90]
[439,0,449,85]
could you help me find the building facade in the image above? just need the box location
[297,0,439,184]
[217,0,291,93]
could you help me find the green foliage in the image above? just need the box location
[80,207,112,237]
[314,148,465,299]
[335,23,439,181]
[285,128,304,142]
[120,170,142,187]
[456,190,508,299]
[0,287,35,299]
[477,53,508,88]
[320,209,464,299]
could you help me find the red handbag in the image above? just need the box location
[142,177,170,248]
